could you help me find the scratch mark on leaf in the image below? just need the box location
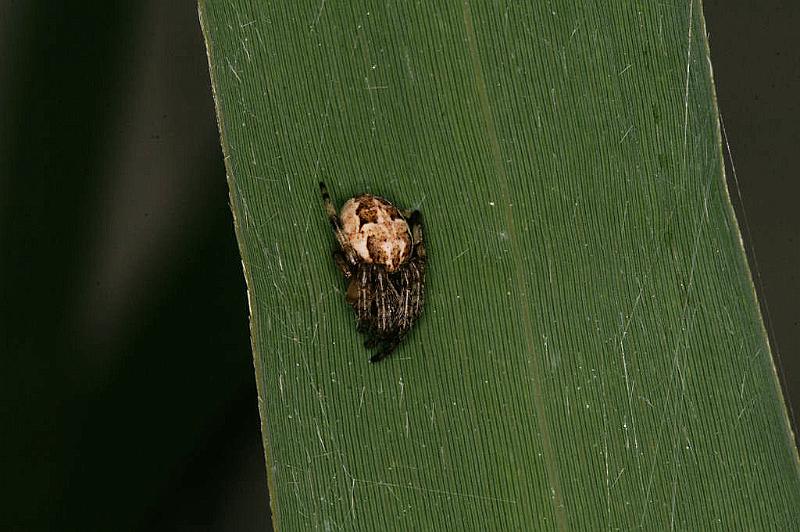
[682,0,694,163]
[357,385,366,418]
[619,125,634,145]
[342,466,517,505]
[315,423,327,453]
[310,0,326,30]
[452,248,470,262]
[226,57,242,83]
[398,377,405,405]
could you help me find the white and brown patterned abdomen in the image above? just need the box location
[340,194,412,273]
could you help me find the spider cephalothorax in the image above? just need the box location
[320,182,426,363]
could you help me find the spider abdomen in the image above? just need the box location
[340,195,411,273]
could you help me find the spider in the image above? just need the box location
[319,181,426,363]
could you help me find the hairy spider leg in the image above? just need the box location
[319,181,359,265]
[360,266,401,357]
[400,210,426,332]
[397,262,424,333]
[374,269,398,334]
[332,250,353,279]
[406,210,426,261]
[400,208,426,255]
[355,264,374,326]
[397,267,412,332]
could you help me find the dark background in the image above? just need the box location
[0,2,796,530]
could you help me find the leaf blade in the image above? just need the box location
[200,1,800,529]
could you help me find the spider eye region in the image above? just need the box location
[340,195,412,273]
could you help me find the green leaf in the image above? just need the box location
[199,1,800,529]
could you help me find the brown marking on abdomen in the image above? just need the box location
[366,234,388,264]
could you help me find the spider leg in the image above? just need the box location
[320,181,359,264]
[355,265,374,326]
[374,269,398,335]
[407,212,427,326]
[319,181,342,232]
[406,210,426,262]
[362,267,404,362]
[364,335,380,348]
[369,338,401,363]
[395,262,424,335]
[409,262,425,321]
[397,268,413,333]
[332,250,353,279]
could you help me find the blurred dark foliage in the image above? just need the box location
[0,1,796,530]
[0,2,269,530]
[704,1,800,435]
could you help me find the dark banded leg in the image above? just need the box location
[319,181,341,232]
[320,181,359,264]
